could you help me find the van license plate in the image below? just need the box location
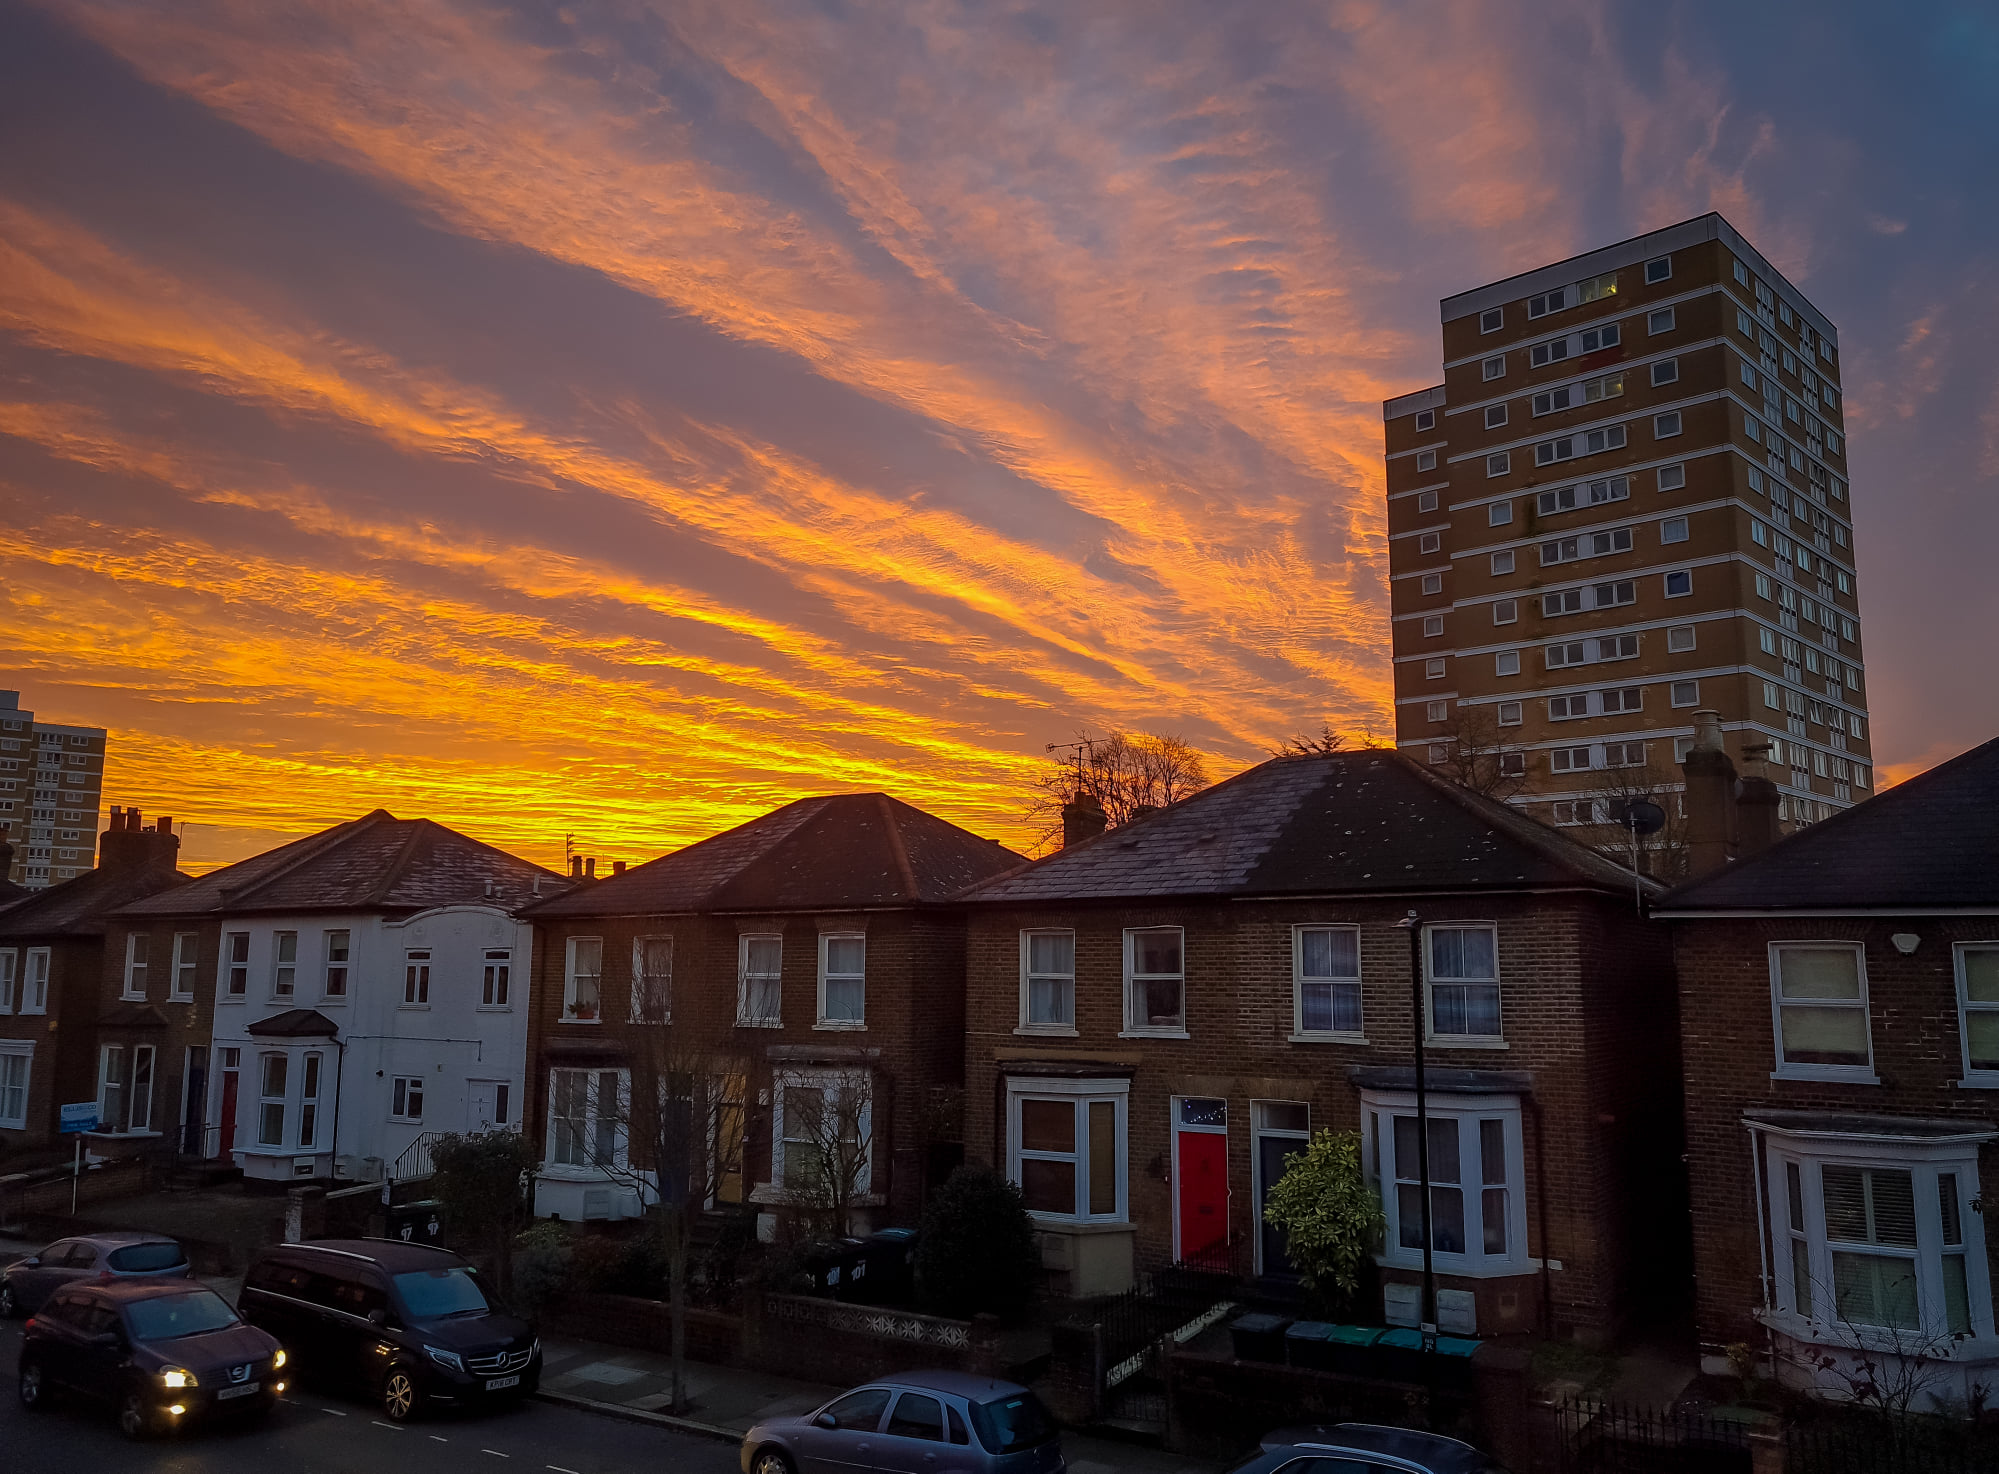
[217,1382,261,1400]
[485,1375,521,1391]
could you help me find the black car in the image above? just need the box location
[239,1238,539,1420]
[17,1280,285,1439]
[0,1232,192,1317]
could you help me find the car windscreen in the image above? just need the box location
[108,1243,186,1273]
[969,1391,1058,1454]
[125,1290,240,1341]
[392,1266,489,1319]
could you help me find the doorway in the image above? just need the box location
[1253,1100,1312,1277]
[1172,1096,1229,1264]
[216,1048,239,1158]
[711,1073,745,1206]
[468,1079,511,1132]
[181,1046,207,1156]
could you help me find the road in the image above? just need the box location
[0,1314,742,1474]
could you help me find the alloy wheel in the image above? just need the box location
[754,1451,794,1474]
[0,1283,17,1318]
[382,1369,417,1421]
[18,1359,46,1410]
[119,1391,153,1440]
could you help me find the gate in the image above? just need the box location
[1553,1400,1753,1473]
[1095,1240,1244,1429]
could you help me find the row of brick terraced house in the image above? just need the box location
[5,728,1997,1410]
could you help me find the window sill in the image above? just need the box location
[167,994,195,1004]
[1026,1214,1132,1233]
[1015,1025,1080,1038]
[1290,1032,1370,1046]
[1425,1036,1509,1050]
[398,1004,432,1012]
[388,1118,423,1127]
[1770,1066,1879,1085]
[475,1005,515,1014]
[537,1163,622,1181]
[317,997,349,1006]
[813,1021,868,1032]
[1374,1248,1536,1279]
[1119,1029,1190,1040]
[120,993,147,1003]
[1958,1075,1999,1090]
[560,1017,604,1025]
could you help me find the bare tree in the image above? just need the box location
[770,1064,879,1240]
[1778,1264,1977,1420]
[1569,758,1692,883]
[1427,706,1527,800]
[1026,729,1211,848]
[567,985,750,1414]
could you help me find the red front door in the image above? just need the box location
[217,1070,238,1157]
[1175,1128,1229,1261]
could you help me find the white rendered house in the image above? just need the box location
[112,811,564,1183]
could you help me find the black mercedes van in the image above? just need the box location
[240,1239,538,1420]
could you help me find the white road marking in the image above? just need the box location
[321,1406,349,1415]
[548,1466,581,1473]
[482,1450,509,1459]
[431,1434,450,1442]
[371,1419,405,1430]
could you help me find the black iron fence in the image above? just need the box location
[1552,1400,1753,1474]
[1785,1415,1999,1474]
[1093,1239,1249,1429]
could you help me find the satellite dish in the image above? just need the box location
[1614,799,1666,836]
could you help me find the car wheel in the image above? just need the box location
[753,1449,794,1474]
[381,1366,421,1422]
[118,1390,156,1441]
[18,1358,50,1411]
[0,1282,18,1319]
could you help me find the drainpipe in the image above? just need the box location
[1529,1096,1554,1334]
[1396,911,1436,1347]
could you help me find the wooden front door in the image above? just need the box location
[1173,1096,1230,1263]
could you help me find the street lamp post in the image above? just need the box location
[1396,909,1437,1350]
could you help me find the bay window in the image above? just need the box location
[774,1068,872,1198]
[1006,1078,1128,1223]
[1294,925,1363,1038]
[257,1053,288,1147]
[299,1052,322,1149]
[1427,925,1501,1041]
[99,1044,155,1134]
[1770,942,1875,1081]
[1366,1091,1528,1275]
[1124,927,1185,1035]
[1760,1118,1994,1343]
[1020,930,1076,1032]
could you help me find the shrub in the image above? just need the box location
[512,1224,574,1320]
[915,1165,1040,1320]
[1261,1130,1383,1309]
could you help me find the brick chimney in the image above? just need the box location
[99,806,180,872]
[1061,792,1108,848]
[1737,741,1784,861]
[1680,712,1739,879]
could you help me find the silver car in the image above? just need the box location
[741,1371,1065,1474]
[0,1233,192,1318]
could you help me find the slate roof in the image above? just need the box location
[1658,735,1999,912]
[524,792,1024,918]
[963,749,1649,904]
[112,809,566,918]
[0,857,189,940]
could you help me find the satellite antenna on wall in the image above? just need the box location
[1610,799,1666,911]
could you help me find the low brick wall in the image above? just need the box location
[749,1293,997,1384]
[540,1292,746,1366]
[0,1158,151,1227]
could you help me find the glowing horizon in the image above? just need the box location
[1,1,1993,874]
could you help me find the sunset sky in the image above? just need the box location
[2,0,1995,872]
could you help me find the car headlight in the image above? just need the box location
[272,1348,287,1370]
[425,1346,464,1374]
[162,1367,198,1389]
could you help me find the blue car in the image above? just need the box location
[1234,1424,1508,1474]
[0,1233,191,1318]
[741,1371,1065,1474]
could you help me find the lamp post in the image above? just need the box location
[1396,909,1437,1350]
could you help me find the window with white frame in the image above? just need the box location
[1655,411,1682,438]
[1497,701,1523,726]
[1658,463,1685,491]
[564,936,603,1022]
[272,931,298,999]
[1008,1079,1127,1222]
[1365,1091,1528,1275]
[1495,650,1520,677]
[21,948,48,1013]
[1487,453,1510,477]
[257,1053,288,1147]
[1416,449,1437,472]
[123,934,149,1000]
[1651,358,1679,387]
[1428,925,1500,1041]
[1295,926,1362,1038]
[818,933,866,1026]
[1648,307,1675,334]
[0,949,14,1013]
[390,1075,425,1123]
[1020,931,1076,1032]
[1764,1127,1993,1340]
[1489,500,1512,525]
[1771,943,1875,1081]
[172,933,198,1000]
[1480,308,1502,333]
[1665,570,1692,597]
[1414,408,1436,431]
[0,1041,29,1129]
[1953,945,1999,1084]
[1645,255,1672,284]
[548,1067,624,1169]
[1661,516,1689,544]
[483,948,513,1009]
[1492,600,1517,625]
[1124,927,1185,1034]
[1484,404,1507,429]
[98,1043,152,1134]
[738,934,782,1025]
[1426,701,1449,722]
[1421,573,1443,595]
[322,930,349,999]
[1418,531,1441,555]
[1425,658,1446,679]
[1482,355,1505,381]
[631,937,671,1022]
[775,1068,872,1197]
[1423,615,1445,637]
[299,1052,322,1149]
[1671,681,1700,707]
[1491,550,1515,576]
[222,932,249,998]
[1667,625,1696,653]
[1416,490,1438,513]
[403,948,430,1006]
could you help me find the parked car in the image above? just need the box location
[16,1280,285,1439]
[1240,1424,1508,1474]
[0,1232,191,1318]
[238,1238,538,1421]
[741,1372,1065,1474]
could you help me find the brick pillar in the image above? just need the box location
[1471,1343,1536,1474]
[1040,1320,1103,1425]
[1681,710,1739,878]
[1749,1427,1787,1474]
[968,1312,1004,1377]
